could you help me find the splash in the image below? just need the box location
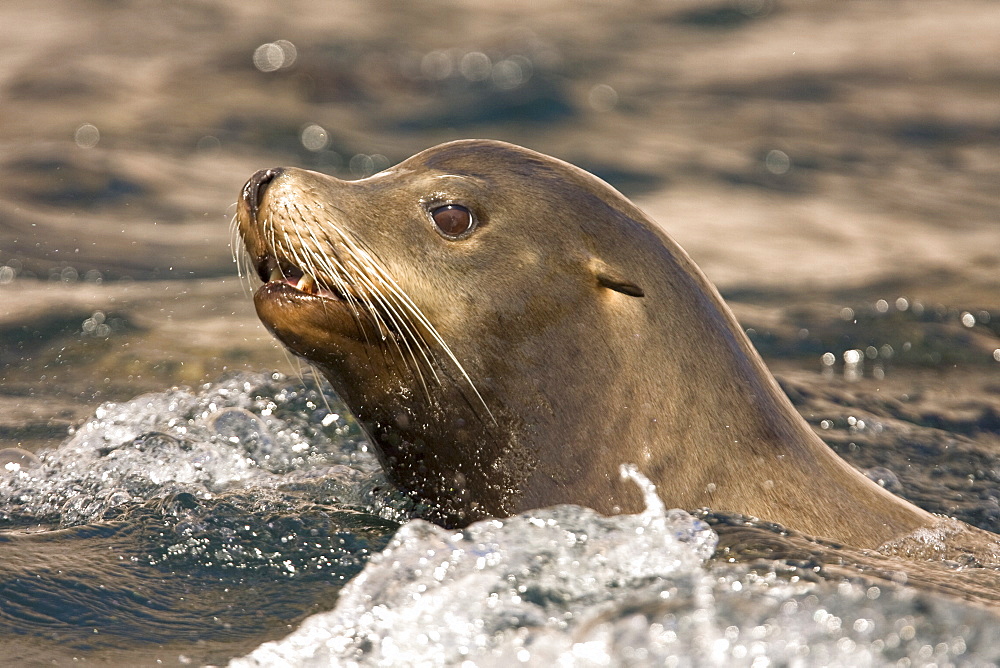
[0,373,391,528]
[234,467,717,667]
[234,467,999,667]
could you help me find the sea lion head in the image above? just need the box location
[236,140,680,525]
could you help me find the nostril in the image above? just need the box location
[243,167,284,219]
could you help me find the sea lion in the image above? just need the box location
[234,139,936,549]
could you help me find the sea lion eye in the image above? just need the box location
[430,204,474,238]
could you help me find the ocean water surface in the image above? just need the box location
[2,364,999,666]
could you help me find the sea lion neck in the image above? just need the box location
[545,224,935,548]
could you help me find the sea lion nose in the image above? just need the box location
[243,167,285,220]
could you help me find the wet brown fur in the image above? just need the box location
[236,139,935,549]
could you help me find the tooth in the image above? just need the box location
[268,266,283,282]
[296,274,316,294]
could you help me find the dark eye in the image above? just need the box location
[431,204,474,238]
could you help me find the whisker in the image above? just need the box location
[306,243,379,348]
[303,361,336,418]
[343,256,435,397]
[248,200,495,424]
[338,233,495,423]
[291,204,432,393]
[229,212,255,300]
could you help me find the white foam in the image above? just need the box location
[233,468,999,668]
[0,372,383,526]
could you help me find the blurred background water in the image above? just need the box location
[0,0,998,665]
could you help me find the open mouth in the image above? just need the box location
[254,253,344,301]
[251,250,406,346]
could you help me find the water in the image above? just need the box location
[0,373,402,664]
[1,0,997,665]
[1,369,998,665]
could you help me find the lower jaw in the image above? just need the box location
[252,281,387,350]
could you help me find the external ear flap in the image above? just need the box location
[596,271,644,297]
[590,257,644,297]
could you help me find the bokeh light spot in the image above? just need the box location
[588,84,619,112]
[764,149,790,175]
[301,124,330,152]
[254,40,297,72]
[75,123,100,149]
